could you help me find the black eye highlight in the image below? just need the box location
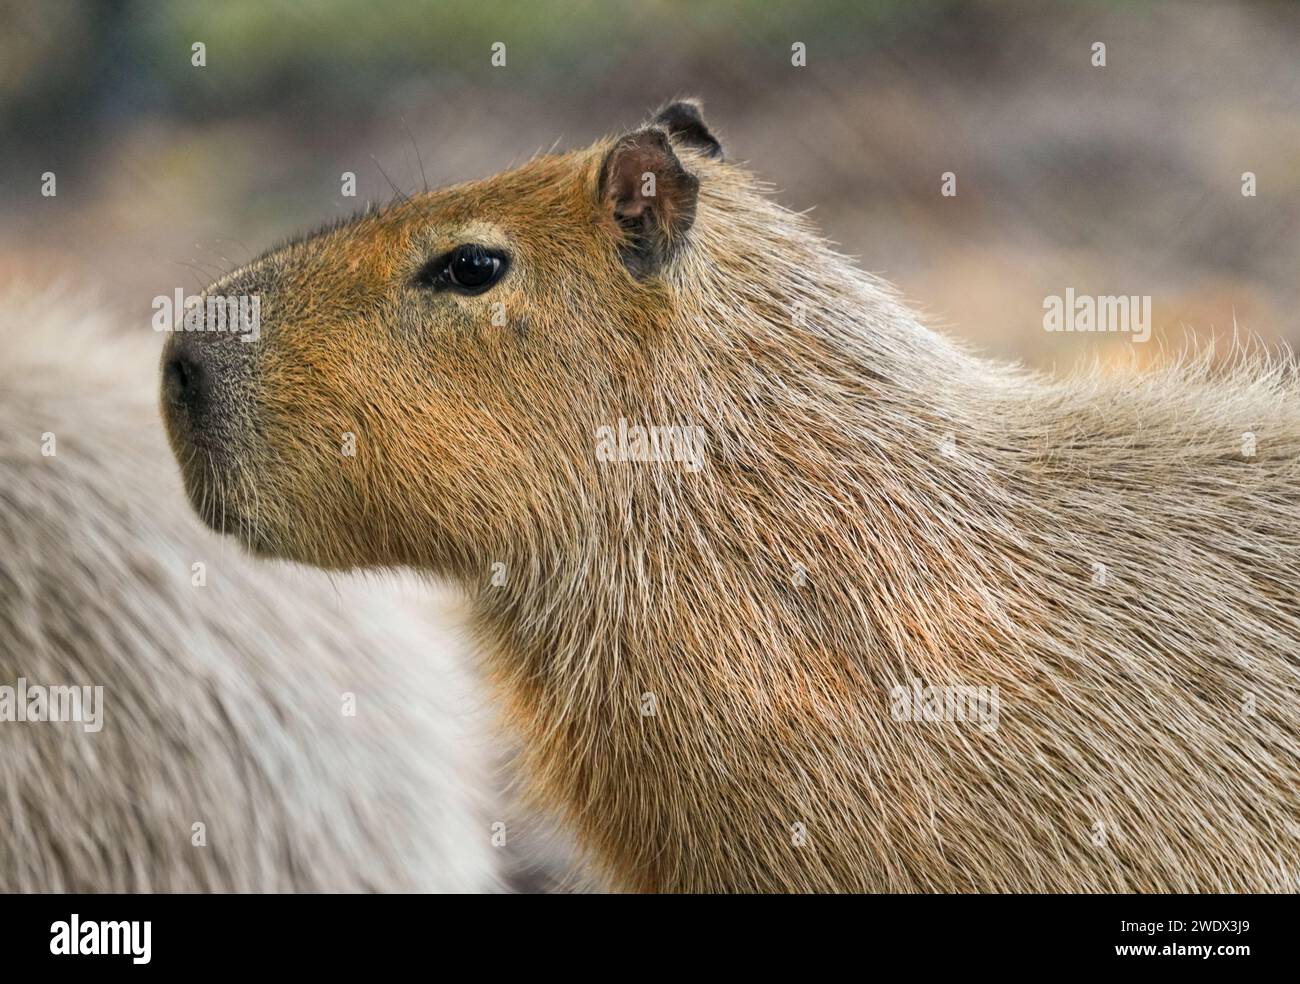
[413,244,509,294]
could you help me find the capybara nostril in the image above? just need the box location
[163,339,207,418]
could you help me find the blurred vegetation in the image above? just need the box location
[2,0,957,147]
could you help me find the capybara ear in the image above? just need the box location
[598,127,700,279]
[651,99,723,160]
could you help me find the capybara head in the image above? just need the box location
[161,100,884,580]
[160,101,748,573]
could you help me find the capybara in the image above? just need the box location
[161,101,1300,892]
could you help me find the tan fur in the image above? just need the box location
[1,288,498,891]
[163,104,1300,892]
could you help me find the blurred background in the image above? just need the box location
[1,0,1298,366]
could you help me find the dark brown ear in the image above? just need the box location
[599,127,699,279]
[651,99,723,160]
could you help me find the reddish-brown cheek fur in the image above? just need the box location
[246,150,643,572]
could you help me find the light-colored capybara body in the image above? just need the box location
[162,101,1300,892]
[1,289,497,892]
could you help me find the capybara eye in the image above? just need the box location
[447,244,504,291]
[413,244,508,293]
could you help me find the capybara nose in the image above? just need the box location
[163,335,209,420]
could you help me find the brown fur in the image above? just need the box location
[163,102,1300,892]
